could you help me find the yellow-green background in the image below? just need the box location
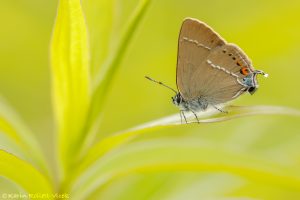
[1,0,300,199]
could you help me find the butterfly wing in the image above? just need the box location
[176,18,226,99]
[177,18,255,104]
[191,43,255,104]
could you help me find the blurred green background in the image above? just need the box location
[1,0,300,199]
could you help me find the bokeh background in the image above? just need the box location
[1,0,300,199]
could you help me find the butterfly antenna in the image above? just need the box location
[145,76,177,94]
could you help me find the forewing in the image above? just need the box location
[176,18,226,99]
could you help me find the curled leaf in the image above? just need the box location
[71,105,300,187]
[50,0,91,175]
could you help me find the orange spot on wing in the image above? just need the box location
[240,67,249,75]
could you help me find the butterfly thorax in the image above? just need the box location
[172,93,208,112]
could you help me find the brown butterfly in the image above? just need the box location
[146,18,268,123]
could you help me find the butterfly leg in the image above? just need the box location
[191,110,200,123]
[180,111,183,124]
[181,110,188,124]
[212,105,228,114]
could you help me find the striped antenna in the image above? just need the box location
[145,76,177,94]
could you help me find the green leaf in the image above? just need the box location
[81,0,152,151]
[82,0,115,76]
[0,150,53,196]
[50,0,91,175]
[70,139,300,199]
[88,173,245,200]
[0,97,51,180]
[73,105,300,178]
[93,0,151,92]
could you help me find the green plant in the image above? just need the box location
[1,0,300,199]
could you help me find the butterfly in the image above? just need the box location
[146,18,268,123]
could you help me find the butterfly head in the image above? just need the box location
[172,93,183,106]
